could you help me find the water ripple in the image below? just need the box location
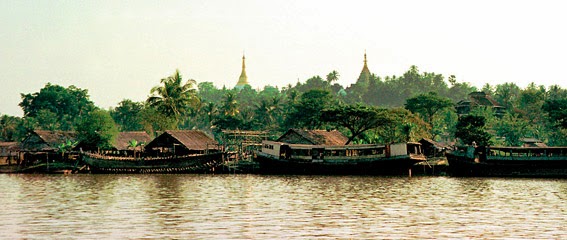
[1,174,566,239]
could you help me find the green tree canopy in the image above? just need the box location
[322,104,393,145]
[455,115,492,146]
[0,115,24,141]
[543,99,567,129]
[19,83,95,130]
[404,92,454,126]
[76,109,119,150]
[147,69,199,124]
[285,89,336,129]
[110,99,144,131]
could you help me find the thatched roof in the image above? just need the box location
[21,130,77,151]
[0,142,19,149]
[419,138,448,150]
[468,92,503,107]
[146,130,218,151]
[0,142,20,156]
[277,129,348,145]
[113,131,153,151]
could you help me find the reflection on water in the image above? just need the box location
[1,174,566,239]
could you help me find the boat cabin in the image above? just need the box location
[261,141,423,160]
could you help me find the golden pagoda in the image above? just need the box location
[358,51,371,84]
[235,55,249,90]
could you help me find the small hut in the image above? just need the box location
[419,138,449,158]
[145,130,219,156]
[20,130,78,164]
[277,129,348,145]
[0,142,20,165]
[455,91,506,117]
[111,131,153,155]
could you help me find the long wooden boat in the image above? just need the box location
[1,161,77,174]
[446,146,567,177]
[255,141,426,175]
[81,151,224,173]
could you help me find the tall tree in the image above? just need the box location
[455,115,492,146]
[110,99,144,131]
[0,115,23,141]
[296,76,328,93]
[285,89,335,129]
[220,91,240,116]
[493,113,530,146]
[19,83,95,130]
[494,82,521,110]
[76,109,119,150]
[322,104,392,145]
[365,108,429,144]
[543,99,567,129]
[326,70,340,85]
[404,92,453,137]
[147,69,199,124]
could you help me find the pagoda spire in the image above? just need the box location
[358,51,371,83]
[235,54,249,90]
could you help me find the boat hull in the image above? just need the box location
[255,152,420,175]
[81,152,224,174]
[1,162,77,174]
[447,151,567,177]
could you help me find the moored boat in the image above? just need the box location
[81,151,224,173]
[255,141,426,175]
[446,146,567,177]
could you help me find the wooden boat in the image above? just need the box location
[81,151,224,173]
[255,141,426,175]
[1,159,78,174]
[446,146,567,177]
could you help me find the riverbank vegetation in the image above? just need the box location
[1,65,566,148]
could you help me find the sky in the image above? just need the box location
[1,0,566,116]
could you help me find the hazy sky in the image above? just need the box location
[2,0,566,116]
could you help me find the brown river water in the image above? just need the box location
[1,174,566,239]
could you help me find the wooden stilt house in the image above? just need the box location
[19,130,77,165]
[144,130,220,156]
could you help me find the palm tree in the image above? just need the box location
[147,69,200,124]
[221,91,239,116]
[128,139,145,159]
[57,139,77,161]
[0,115,18,141]
[254,96,284,130]
[326,70,340,85]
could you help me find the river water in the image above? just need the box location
[0,174,566,239]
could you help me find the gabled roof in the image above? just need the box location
[419,138,447,149]
[113,131,153,151]
[21,130,77,151]
[35,130,77,145]
[277,129,348,145]
[457,92,503,108]
[147,130,218,151]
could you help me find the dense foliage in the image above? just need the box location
[2,65,566,147]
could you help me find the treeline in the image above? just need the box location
[1,66,566,148]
